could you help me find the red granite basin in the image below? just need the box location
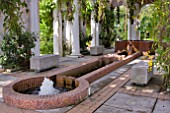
[3,76,89,110]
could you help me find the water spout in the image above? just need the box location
[39,77,59,95]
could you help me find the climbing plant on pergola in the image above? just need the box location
[0,0,36,69]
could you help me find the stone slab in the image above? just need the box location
[90,46,104,55]
[95,105,140,113]
[0,74,17,99]
[104,93,156,113]
[131,60,153,85]
[37,106,72,113]
[30,54,59,72]
[153,99,170,113]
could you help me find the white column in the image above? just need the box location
[0,14,4,53]
[71,0,81,56]
[53,1,63,56]
[136,18,141,40]
[91,11,96,47]
[30,0,40,56]
[22,0,30,31]
[128,3,141,40]
[58,11,63,55]
[95,22,99,46]
[128,21,140,40]
[131,24,137,40]
[128,18,132,40]
[66,20,72,52]
[90,0,100,47]
[53,7,60,55]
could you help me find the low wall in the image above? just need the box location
[115,40,154,53]
[79,52,141,84]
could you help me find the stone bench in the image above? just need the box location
[131,60,153,85]
[90,46,104,55]
[30,54,59,72]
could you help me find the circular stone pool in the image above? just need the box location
[3,76,89,110]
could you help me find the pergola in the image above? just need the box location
[0,0,154,57]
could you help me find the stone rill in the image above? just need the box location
[2,52,141,110]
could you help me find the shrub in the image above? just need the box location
[0,32,36,69]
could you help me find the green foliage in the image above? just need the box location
[0,32,36,69]
[100,7,115,48]
[40,0,55,54]
[127,0,136,24]
[79,0,93,24]
[0,0,36,69]
[94,0,107,22]
[149,0,170,89]
[114,6,128,40]
[138,5,154,40]
[0,0,27,35]
[100,5,128,47]
[79,0,93,50]
[57,0,74,21]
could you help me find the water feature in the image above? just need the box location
[39,77,59,95]
[20,77,69,95]
[3,52,141,109]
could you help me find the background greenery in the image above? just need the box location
[39,0,55,54]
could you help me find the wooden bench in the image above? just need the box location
[30,54,59,72]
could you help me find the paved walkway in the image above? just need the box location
[67,66,170,113]
[0,50,170,113]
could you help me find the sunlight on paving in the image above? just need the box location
[123,74,130,77]
[142,89,154,93]
[0,80,13,86]
[119,77,126,80]
[128,59,141,65]
[109,84,117,88]
[125,86,136,91]
[110,76,116,79]
[0,87,2,98]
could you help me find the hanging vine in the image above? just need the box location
[116,6,120,24]
[94,0,108,23]
[0,0,27,35]
[0,0,36,69]
[57,0,74,21]
[127,0,136,24]
[79,0,93,25]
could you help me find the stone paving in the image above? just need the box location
[98,93,156,113]
[0,50,170,113]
